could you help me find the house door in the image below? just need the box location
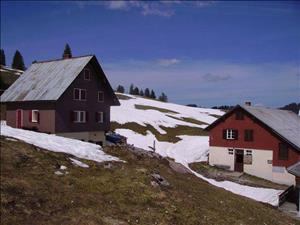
[16,109,23,128]
[234,149,244,172]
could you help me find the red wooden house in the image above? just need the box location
[0,55,120,145]
[205,104,300,185]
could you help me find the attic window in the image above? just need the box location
[74,88,87,101]
[223,129,238,140]
[84,68,91,80]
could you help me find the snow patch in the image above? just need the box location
[0,123,121,164]
[70,158,89,168]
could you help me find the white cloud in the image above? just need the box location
[158,58,181,66]
[76,1,215,17]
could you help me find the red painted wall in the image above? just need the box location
[209,108,300,167]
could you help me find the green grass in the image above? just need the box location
[111,122,208,143]
[1,137,298,225]
[135,104,178,114]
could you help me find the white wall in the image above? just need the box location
[209,146,295,186]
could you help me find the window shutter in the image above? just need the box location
[223,129,227,139]
[86,111,89,122]
[29,110,32,122]
[70,111,74,122]
[234,130,239,140]
[37,112,40,123]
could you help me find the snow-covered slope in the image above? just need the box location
[0,122,121,163]
[111,93,283,206]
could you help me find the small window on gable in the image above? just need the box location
[30,110,39,123]
[74,88,87,101]
[235,111,244,120]
[98,91,104,102]
[84,68,91,80]
[278,143,288,160]
[223,129,238,140]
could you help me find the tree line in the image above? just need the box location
[116,84,168,102]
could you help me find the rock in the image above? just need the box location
[104,162,113,169]
[151,173,170,187]
[54,171,64,176]
[60,165,67,170]
[168,160,191,174]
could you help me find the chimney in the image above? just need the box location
[63,53,71,59]
[245,101,251,106]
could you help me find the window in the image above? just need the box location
[73,88,87,101]
[246,150,252,156]
[72,111,87,123]
[223,129,238,140]
[30,110,39,123]
[244,129,254,142]
[98,91,104,102]
[84,68,91,80]
[235,111,244,120]
[228,149,234,155]
[278,143,288,160]
[96,112,104,123]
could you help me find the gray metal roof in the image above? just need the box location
[0,55,93,102]
[241,105,300,150]
[287,162,300,177]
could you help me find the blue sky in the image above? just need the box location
[1,1,299,107]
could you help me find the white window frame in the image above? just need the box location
[73,88,87,101]
[74,111,86,123]
[83,68,91,80]
[31,110,39,123]
[246,150,252,156]
[226,129,235,140]
[97,112,103,123]
[98,91,104,102]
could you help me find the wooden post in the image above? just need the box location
[153,140,156,152]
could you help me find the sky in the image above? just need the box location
[1,1,300,107]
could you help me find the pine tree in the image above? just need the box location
[129,84,134,95]
[62,43,72,58]
[159,92,168,102]
[144,88,150,98]
[116,85,125,93]
[133,87,139,95]
[0,49,6,66]
[139,89,144,96]
[150,90,156,99]
[12,50,25,70]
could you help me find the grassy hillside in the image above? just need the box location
[1,136,298,225]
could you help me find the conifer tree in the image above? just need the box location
[159,92,168,102]
[139,89,144,96]
[62,43,72,58]
[129,84,134,94]
[12,50,25,70]
[0,49,6,66]
[150,90,156,99]
[133,87,139,95]
[116,85,125,93]
[144,88,150,98]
